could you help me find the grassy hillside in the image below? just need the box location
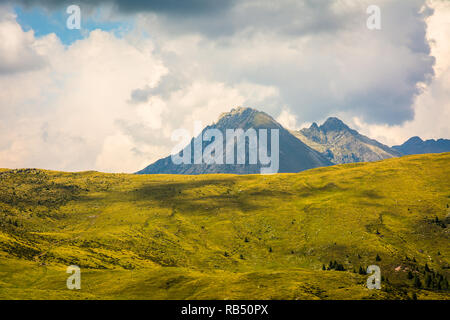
[0,153,449,300]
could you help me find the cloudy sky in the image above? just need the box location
[0,0,449,172]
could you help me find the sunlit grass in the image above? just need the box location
[0,153,449,299]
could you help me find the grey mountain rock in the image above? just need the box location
[137,107,332,174]
[292,117,401,164]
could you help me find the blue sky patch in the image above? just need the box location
[15,5,134,45]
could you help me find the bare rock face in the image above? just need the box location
[137,107,332,175]
[292,117,401,164]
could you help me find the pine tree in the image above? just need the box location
[443,278,449,290]
[359,266,365,275]
[407,271,414,280]
[336,263,345,271]
[424,263,430,273]
[425,274,432,288]
[437,280,442,291]
[322,264,326,271]
[375,254,381,262]
[413,275,422,289]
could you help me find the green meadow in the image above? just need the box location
[0,153,449,300]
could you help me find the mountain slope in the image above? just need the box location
[1,153,449,299]
[292,117,401,164]
[393,136,450,155]
[137,107,332,174]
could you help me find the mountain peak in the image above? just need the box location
[216,106,279,129]
[404,136,423,144]
[218,106,252,118]
[137,106,331,174]
[295,116,400,164]
[320,117,349,132]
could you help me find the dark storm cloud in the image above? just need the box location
[7,0,354,38]
[5,0,439,126]
[5,0,235,15]
[142,0,358,38]
[137,0,435,126]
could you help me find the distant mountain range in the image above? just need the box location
[137,107,450,174]
[392,136,450,155]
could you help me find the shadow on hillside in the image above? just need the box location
[129,175,350,215]
[130,177,273,214]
